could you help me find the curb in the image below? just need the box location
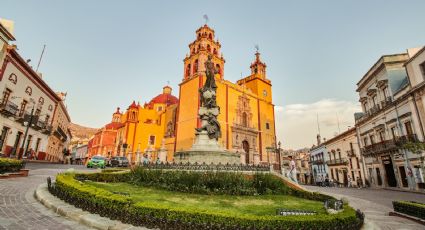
[389,211,425,226]
[34,183,149,230]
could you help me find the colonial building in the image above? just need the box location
[309,136,330,184]
[111,86,179,163]
[87,108,124,158]
[0,20,70,162]
[404,47,425,189]
[175,24,276,165]
[322,128,365,187]
[355,48,424,190]
[46,94,71,162]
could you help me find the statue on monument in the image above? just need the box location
[196,55,221,140]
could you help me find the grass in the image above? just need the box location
[87,181,326,217]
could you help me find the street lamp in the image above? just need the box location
[11,97,36,160]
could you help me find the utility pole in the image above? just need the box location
[36,45,46,72]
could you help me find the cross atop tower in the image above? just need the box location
[203,14,209,25]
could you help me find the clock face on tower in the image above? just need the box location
[263,90,267,97]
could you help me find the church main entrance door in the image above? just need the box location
[243,140,249,164]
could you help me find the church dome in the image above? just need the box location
[147,86,179,108]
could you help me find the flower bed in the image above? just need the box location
[49,168,364,229]
[0,157,25,174]
[393,201,425,220]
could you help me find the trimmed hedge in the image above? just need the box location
[393,200,425,220]
[0,158,25,174]
[52,171,364,229]
[76,167,333,201]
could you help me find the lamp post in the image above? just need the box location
[11,97,36,160]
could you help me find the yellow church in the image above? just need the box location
[99,24,276,165]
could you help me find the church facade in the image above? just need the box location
[88,24,277,165]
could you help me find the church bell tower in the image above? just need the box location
[183,24,225,81]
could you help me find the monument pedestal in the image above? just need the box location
[174,131,240,164]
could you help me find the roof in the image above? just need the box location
[0,21,15,41]
[104,122,124,130]
[147,92,178,108]
[405,46,425,65]
[128,100,139,109]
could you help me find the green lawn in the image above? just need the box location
[87,181,326,217]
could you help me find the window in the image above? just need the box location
[148,135,155,145]
[263,90,267,97]
[379,131,385,142]
[35,109,41,117]
[363,137,368,146]
[370,135,375,145]
[1,88,12,105]
[266,122,270,129]
[420,61,425,77]
[404,121,413,136]
[19,100,27,117]
[242,112,248,127]
[157,106,163,112]
[45,115,50,124]
[207,44,211,53]
[186,64,191,77]
[383,87,388,99]
[363,102,368,112]
[390,127,397,139]
[338,151,341,160]
[372,95,377,106]
[193,59,198,73]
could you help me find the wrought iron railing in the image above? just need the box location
[139,162,270,172]
[326,158,349,166]
[0,101,19,116]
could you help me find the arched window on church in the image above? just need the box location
[207,44,211,53]
[209,33,212,40]
[193,60,198,73]
[242,112,248,127]
[213,48,217,55]
[216,64,221,75]
[186,64,191,78]
[197,44,200,51]
[198,33,201,39]
[192,48,195,54]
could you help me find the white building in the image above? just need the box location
[322,128,366,187]
[405,47,425,189]
[309,138,330,185]
[355,49,425,190]
[0,20,67,161]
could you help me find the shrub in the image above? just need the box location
[0,157,25,174]
[74,168,337,201]
[50,173,364,230]
[393,200,425,220]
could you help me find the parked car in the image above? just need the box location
[87,156,106,168]
[111,156,129,167]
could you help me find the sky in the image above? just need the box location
[2,0,425,149]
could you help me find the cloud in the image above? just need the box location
[275,99,361,150]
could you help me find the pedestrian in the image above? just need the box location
[357,177,362,189]
[288,156,298,184]
[348,175,352,188]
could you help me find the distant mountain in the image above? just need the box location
[69,123,98,141]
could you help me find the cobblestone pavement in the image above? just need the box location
[303,185,425,230]
[0,163,97,230]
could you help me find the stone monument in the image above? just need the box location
[175,55,239,164]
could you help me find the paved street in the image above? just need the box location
[0,163,96,230]
[304,185,425,230]
[2,163,425,230]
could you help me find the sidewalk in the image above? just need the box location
[383,187,425,195]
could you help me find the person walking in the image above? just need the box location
[288,156,298,184]
[348,175,352,188]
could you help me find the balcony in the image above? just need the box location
[346,149,356,157]
[395,134,419,146]
[361,139,397,156]
[310,159,324,165]
[43,125,53,135]
[380,97,393,109]
[326,158,349,166]
[34,120,47,130]
[0,101,19,117]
